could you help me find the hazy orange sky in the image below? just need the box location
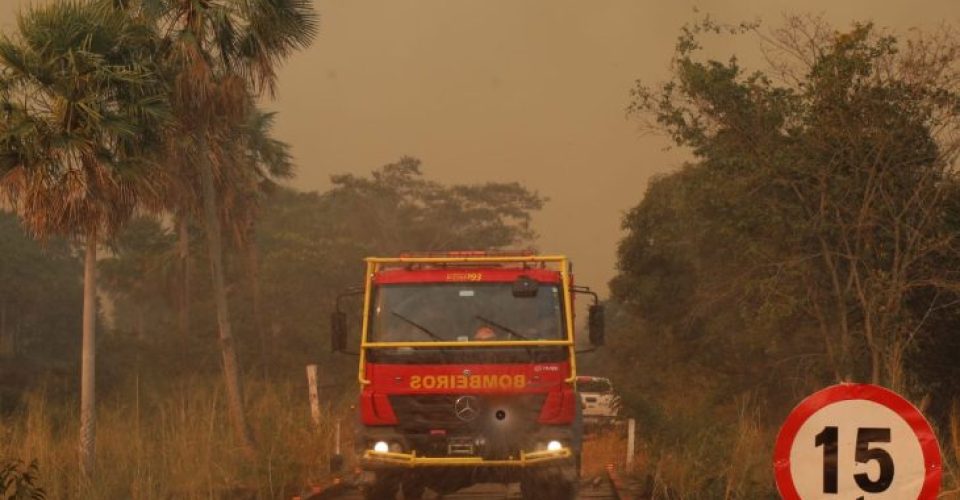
[2,1,957,295]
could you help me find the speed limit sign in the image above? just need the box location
[774,384,941,499]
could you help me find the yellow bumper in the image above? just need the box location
[361,447,572,468]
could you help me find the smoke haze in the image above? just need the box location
[2,0,956,293]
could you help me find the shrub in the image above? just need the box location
[0,459,45,500]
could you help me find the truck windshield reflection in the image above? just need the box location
[371,283,564,343]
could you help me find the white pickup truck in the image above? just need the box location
[577,376,622,427]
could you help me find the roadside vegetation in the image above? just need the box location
[1,380,338,499]
[0,0,547,497]
[3,2,960,499]
[585,15,960,498]
[0,161,545,498]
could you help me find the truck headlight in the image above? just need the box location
[373,441,389,453]
[547,440,562,451]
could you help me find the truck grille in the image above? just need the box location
[388,394,547,458]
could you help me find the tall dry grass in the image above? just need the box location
[940,398,960,498]
[0,376,348,499]
[616,394,775,500]
[622,395,960,499]
[581,427,632,479]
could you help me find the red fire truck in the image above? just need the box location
[331,252,604,499]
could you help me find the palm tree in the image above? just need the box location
[0,0,168,478]
[228,108,293,380]
[100,216,176,342]
[142,0,317,453]
[162,130,201,340]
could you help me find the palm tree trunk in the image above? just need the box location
[0,298,8,356]
[199,142,256,455]
[136,302,146,343]
[80,234,97,478]
[177,213,191,338]
[245,220,269,381]
[12,318,19,356]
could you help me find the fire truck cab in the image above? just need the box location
[331,252,604,499]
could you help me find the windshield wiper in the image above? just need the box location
[474,315,531,340]
[391,311,444,341]
[475,315,540,360]
[389,311,450,363]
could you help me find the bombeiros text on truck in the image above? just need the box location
[330,251,605,499]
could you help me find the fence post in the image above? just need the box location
[335,419,342,454]
[306,364,321,427]
[626,418,636,469]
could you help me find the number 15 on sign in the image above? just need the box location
[774,384,941,499]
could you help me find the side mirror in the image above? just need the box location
[588,304,605,346]
[331,311,347,352]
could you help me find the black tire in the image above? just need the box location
[553,477,578,500]
[401,473,426,500]
[519,473,541,500]
[363,471,401,500]
[520,468,578,500]
[561,458,581,500]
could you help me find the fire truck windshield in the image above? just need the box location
[370,282,564,343]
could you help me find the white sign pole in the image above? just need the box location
[335,419,342,455]
[306,364,321,427]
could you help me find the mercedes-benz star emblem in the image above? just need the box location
[454,396,480,422]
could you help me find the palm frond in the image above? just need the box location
[0,0,171,240]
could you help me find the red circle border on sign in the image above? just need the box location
[773,383,942,500]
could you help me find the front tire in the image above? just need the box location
[362,471,401,500]
[519,472,541,500]
[520,468,578,500]
[401,472,426,500]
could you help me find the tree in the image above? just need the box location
[251,159,547,377]
[0,212,82,362]
[321,157,545,254]
[619,16,960,390]
[99,216,176,342]
[0,0,168,477]
[228,109,293,378]
[143,0,318,453]
[609,18,960,496]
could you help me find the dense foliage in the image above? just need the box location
[0,213,82,413]
[0,213,82,361]
[0,459,45,500]
[3,2,960,497]
[99,159,546,382]
[1,153,545,495]
[602,16,960,497]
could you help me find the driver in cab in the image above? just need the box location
[473,325,497,341]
